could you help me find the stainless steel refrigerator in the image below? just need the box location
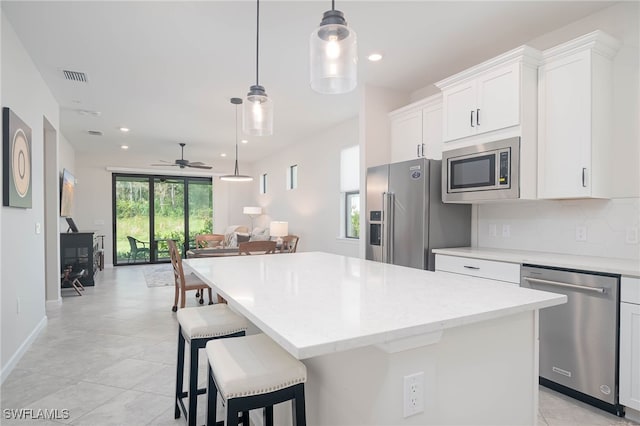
[366,158,471,270]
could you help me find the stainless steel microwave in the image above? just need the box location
[442,137,520,203]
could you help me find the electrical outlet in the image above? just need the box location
[403,372,424,418]
[626,227,639,244]
[35,222,41,234]
[575,226,588,242]
[489,224,497,237]
[502,224,511,238]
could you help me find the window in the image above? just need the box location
[345,191,360,238]
[340,145,360,239]
[260,173,267,194]
[287,165,298,190]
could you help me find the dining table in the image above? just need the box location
[184,251,565,426]
[185,247,239,258]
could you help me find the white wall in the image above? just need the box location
[1,14,60,382]
[73,151,252,266]
[247,118,359,257]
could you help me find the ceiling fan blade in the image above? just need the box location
[189,161,205,165]
[151,163,178,166]
[187,164,213,170]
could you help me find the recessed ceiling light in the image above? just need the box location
[119,127,130,133]
[368,53,383,62]
[220,153,227,157]
[121,145,129,150]
[241,139,248,144]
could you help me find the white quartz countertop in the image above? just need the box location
[432,247,640,277]
[185,252,565,359]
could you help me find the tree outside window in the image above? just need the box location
[346,191,360,238]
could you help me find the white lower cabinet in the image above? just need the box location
[620,276,640,412]
[435,254,520,284]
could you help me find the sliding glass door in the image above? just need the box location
[113,174,213,265]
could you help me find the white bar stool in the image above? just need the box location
[175,305,249,426]
[205,333,307,426]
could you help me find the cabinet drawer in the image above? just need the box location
[622,276,640,305]
[435,254,520,284]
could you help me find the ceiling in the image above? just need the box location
[2,1,613,169]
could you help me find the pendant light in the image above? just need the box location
[243,0,273,136]
[221,98,253,182]
[310,0,357,94]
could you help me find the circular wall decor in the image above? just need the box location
[12,128,31,198]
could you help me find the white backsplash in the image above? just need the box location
[476,198,640,260]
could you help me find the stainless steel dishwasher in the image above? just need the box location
[521,265,624,416]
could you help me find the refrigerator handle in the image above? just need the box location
[387,193,395,264]
[382,193,387,263]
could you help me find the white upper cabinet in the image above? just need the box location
[436,47,541,144]
[389,94,442,163]
[537,31,621,199]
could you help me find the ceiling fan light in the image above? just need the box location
[310,8,358,94]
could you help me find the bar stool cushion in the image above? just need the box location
[177,305,248,342]
[206,333,307,400]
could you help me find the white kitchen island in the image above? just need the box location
[185,252,566,425]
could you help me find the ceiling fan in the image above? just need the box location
[151,143,213,169]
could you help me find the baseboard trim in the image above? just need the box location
[0,315,47,384]
[45,298,62,308]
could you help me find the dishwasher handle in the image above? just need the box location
[522,276,606,294]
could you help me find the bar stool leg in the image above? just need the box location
[264,406,274,426]
[292,384,306,426]
[175,328,186,419]
[226,400,240,426]
[207,365,217,426]
[188,341,199,426]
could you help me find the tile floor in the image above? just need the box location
[1,265,637,426]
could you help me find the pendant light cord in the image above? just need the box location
[332,0,335,11]
[234,104,239,175]
[255,0,260,86]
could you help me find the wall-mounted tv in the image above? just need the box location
[60,169,75,217]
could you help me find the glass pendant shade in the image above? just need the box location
[243,85,273,136]
[310,9,357,94]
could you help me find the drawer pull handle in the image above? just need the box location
[464,265,480,270]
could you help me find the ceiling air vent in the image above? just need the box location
[87,130,103,136]
[63,70,88,83]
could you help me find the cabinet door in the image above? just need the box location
[390,110,422,163]
[476,63,520,134]
[538,51,591,198]
[620,302,640,411]
[422,105,442,160]
[442,80,476,142]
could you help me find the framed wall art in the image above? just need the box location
[3,107,32,208]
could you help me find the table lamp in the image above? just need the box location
[269,221,288,245]
[243,206,262,231]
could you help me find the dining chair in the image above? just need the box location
[280,235,300,253]
[238,240,277,255]
[168,239,214,312]
[195,233,225,248]
[127,236,150,263]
